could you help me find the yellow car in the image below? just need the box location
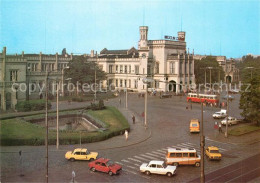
[205,146,222,160]
[65,148,98,161]
[190,119,200,133]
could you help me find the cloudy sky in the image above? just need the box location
[1,0,259,58]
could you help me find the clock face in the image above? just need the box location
[142,53,146,58]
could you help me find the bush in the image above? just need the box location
[89,100,105,110]
[16,100,51,112]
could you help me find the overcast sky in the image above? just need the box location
[1,0,259,58]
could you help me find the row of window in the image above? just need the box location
[169,152,196,158]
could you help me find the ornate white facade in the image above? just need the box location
[89,26,195,93]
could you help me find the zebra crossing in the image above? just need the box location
[116,141,230,175]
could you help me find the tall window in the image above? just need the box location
[155,62,159,74]
[135,65,139,74]
[134,80,138,88]
[129,65,131,73]
[10,70,18,81]
[109,65,113,73]
[124,79,127,87]
[116,79,118,87]
[147,65,151,75]
[170,62,175,74]
[129,79,131,88]
[120,79,123,87]
[116,65,118,73]
[125,65,127,73]
[120,65,123,73]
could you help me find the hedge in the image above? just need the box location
[15,100,51,112]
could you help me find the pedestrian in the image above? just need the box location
[132,115,135,124]
[218,123,222,133]
[124,130,128,141]
[119,98,121,106]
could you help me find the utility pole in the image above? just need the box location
[225,75,229,138]
[200,101,205,183]
[56,80,59,149]
[45,71,49,183]
[144,82,148,128]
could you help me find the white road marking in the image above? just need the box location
[128,157,142,163]
[123,168,137,175]
[115,161,123,165]
[152,151,165,156]
[157,149,166,153]
[205,137,237,145]
[140,154,158,160]
[134,155,150,161]
[121,159,130,163]
[126,165,136,169]
[145,153,163,159]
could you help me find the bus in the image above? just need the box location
[187,93,219,104]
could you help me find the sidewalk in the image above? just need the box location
[207,129,260,145]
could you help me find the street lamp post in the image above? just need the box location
[56,81,59,149]
[45,71,49,183]
[143,78,153,128]
[200,101,205,183]
[225,74,230,138]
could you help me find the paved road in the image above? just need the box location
[1,93,260,182]
[189,153,260,183]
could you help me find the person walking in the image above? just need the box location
[119,98,121,106]
[218,122,222,133]
[132,115,135,124]
[124,130,128,141]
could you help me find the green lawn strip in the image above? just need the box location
[0,106,129,146]
[228,124,260,136]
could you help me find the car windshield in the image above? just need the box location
[210,150,219,153]
[106,160,114,166]
[192,124,198,127]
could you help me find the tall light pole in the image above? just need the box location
[200,101,205,183]
[56,80,59,149]
[143,78,153,128]
[45,70,49,183]
[225,74,230,138]
[94,67,97,102]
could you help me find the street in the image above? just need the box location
[1,93,260,182]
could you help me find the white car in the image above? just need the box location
[140,160,176,177]
[213,109,227,119]
[221,117,239,126]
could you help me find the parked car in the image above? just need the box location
[221,117,239,126]
[88,158,122,176]
[212,109,227,119]
[140,160,176,177]
[65,148,98,161]
[205,146,222,160]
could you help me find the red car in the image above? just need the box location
[88,158,122,176]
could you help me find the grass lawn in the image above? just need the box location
[0,106,129,146]
[228,124,260,136]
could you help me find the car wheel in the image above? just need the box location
[91,167,96,172]
[173,162,179,167]
[145,171,151,175]
[167,172,172,177]
[69,158,75,162]
[89,158,94,161]
[109,171,113,176]
[195,162,200,167]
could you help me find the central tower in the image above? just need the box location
[138,26,148,49]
